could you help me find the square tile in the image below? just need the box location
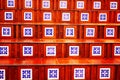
[77,1,84,9]
[42,1,50,8]
[23,27,33,37]
[0,46,9,56]
[25,0,32,8]
[62,13,70,21]
[23,46,33,56]
[48,68,59,79]
[60,1,67,9]
[93,1,101,9]
[0,69,5,80]
[2,27,11,37]
[66,28,74,37]
[43,12,52,21]
[69,46,79,56]
[110,2,117,9]
[7,0,15,7]
[4,12,13,20]
[64,26,77,39]
[74,68,85,79]
[114,46,120,56]
[86,28,95,37]
[92,46,102,56]
[46,46,56,56]
[117,13,120,22]
[99,13,107,21]
[45,28,54,37]
[106,28,114,37]
[24,12,32,20]
[21,69,32,80]
[100,68,110,79]
[81,13,89,21]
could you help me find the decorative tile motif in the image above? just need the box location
[99,13,107,21]
[117,13,120,21]
[66,28,74,37]
[25,0,32,8]
[43,12,52,21]
[23,28,33,37]
[45,28,54,37]
[60,1,67,9]
[86,28,95,37]
[106,28,114,37]
[46,46,56,56]
[100,68,110,79]
[0,46,9,56]
[21,69,32,80]
[5,12,13,20]
[48,68,59,79]
[77,1,84,9]
[69,46,79,56]
[94,1,101,9]
[2,27,11,37]
[92,46,102,56]
[42,1,50,8]
[24,12,32,20]
[23,46,33,56]
[114,46,120,56]
[81,13,89,21]
[62,13,70,21]
[0,69,5,80]
[7,0,15,7]
[110,2,117,9]
[74,68,85,79]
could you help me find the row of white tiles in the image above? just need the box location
[0,67,112,79]
[3,11,120,22]
[0,45,119,57]
[4,0,120,10]
[1,27,118,38]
